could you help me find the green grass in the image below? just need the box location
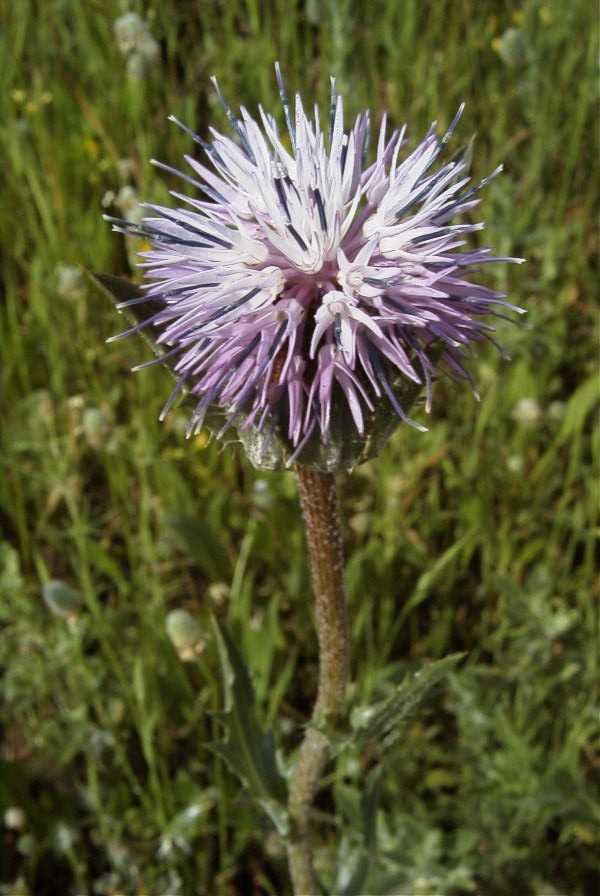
[0,1,598,894]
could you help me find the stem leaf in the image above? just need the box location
[337,767,382,896]
[210,618,288,834]
[352,653,467,753]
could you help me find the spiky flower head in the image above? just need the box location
[106,66,523,470]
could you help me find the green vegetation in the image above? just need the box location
[1,1,598,893]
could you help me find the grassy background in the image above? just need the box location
[1,1,598,894]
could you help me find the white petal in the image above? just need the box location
[339,316,354,362]
[309,314,332,358]
[349,306,384,338]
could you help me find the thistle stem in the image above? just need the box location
[287,468,349,895]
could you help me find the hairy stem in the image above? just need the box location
[287,468,349,895]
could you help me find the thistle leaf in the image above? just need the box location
[337,767,382,896]
[352,653,466,753]
[210,619,288,834]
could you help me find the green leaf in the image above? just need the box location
[352,653,466,753]
[87,270,143,306]
[338,767,382,896]
[210,619,288,834]
[361,766,381,853]
[397,532,476,623]
[167,513,230,582]
[334,659,465,893]
[0,542,23,597]
[555,374,599,445]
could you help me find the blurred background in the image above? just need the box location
[1,1,598,894]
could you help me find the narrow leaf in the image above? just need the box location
[167,514,230,581]
[352,653,466,753]
[210,619,288,834]
[338,767,382,896]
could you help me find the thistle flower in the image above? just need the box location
[105,66,523,469]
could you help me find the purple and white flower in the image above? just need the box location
[106,66,523,463]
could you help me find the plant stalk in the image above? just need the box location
[287,468,349,895]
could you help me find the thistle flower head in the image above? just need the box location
[106,66,523,470]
